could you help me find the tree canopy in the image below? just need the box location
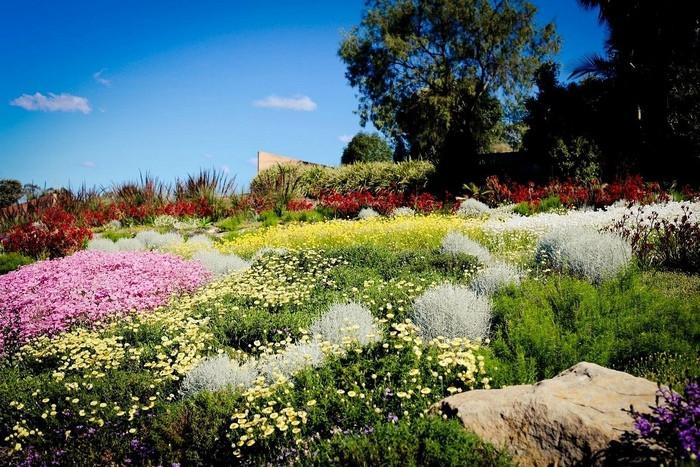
[341,132,393,164]
[339,0,557,185]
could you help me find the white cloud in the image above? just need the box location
[93,69,111,86]
[81,161,96,168]
[221,164,230,174]
[203,153,214,160]
[247,157,258,166]
[10,92,91,114]
[253,94,317,111]
[339,135,353,144]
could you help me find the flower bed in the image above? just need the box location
[0,250,211,353]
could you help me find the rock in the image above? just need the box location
[433,362,659,466]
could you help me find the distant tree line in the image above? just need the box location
[339,0,700,187]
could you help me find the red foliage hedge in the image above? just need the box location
[318,190,444,217]
[1,207,92,259]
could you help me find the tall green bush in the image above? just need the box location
[249,161,435,199]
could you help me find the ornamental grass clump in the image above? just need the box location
[192,250,250,276]
[457,198,491,218]
[411,284,491,341]
[0,250,211,352]
[470,262,522,296]
[535,227,632,284]
[310,302,379,346]
[180,354,259,397]
[440,231,492,265]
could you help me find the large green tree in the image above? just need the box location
[339,0,557,186]
[341,132,393,164]
[572,0,700,180]
[0,179,23,208]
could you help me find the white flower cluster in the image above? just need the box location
[484,200,699,235]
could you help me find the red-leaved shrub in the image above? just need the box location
[1,207,92,259]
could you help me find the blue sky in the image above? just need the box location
[0,0,606,190]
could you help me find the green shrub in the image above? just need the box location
[489,271,700,385]
[513,195,563,216]
[250,161,435,199]
[340,132,393,164]
[0,252,33,274]
[101,230,135,242]
[215,215,243,232]
[302,417,511,466]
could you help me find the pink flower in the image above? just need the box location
[0,251,211,353]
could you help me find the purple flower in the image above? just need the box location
[632,380,700,461]
[387,413,398,423]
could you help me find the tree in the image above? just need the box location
[571,0,700,181]
[339,0,557,187]
[0,179,23,208]
[341,132,394,164]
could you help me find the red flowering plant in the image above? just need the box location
[1,207,92,259]
[318,190,444,217]
[477,175,669,209]
[286,199,314,211]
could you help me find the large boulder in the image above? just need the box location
[433,362,659,466]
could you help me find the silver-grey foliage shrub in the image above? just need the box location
[252,247,289,262]
[440,231,492,264]
[180,354,258,396]
[134,230,161,249]
[115,238,145,252]
[87,238,119,252]
[357,207,380,220]
[470,262,521,296]
[260,342,324,383]
[310,302,379,346]
[411,284,491,341]
[457,198,490,218]
[535,228,632,284]
[390,206,415,217]
[192,250,250,276]
[186,234,213,248]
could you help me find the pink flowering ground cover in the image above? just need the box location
[0,250,211,352]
